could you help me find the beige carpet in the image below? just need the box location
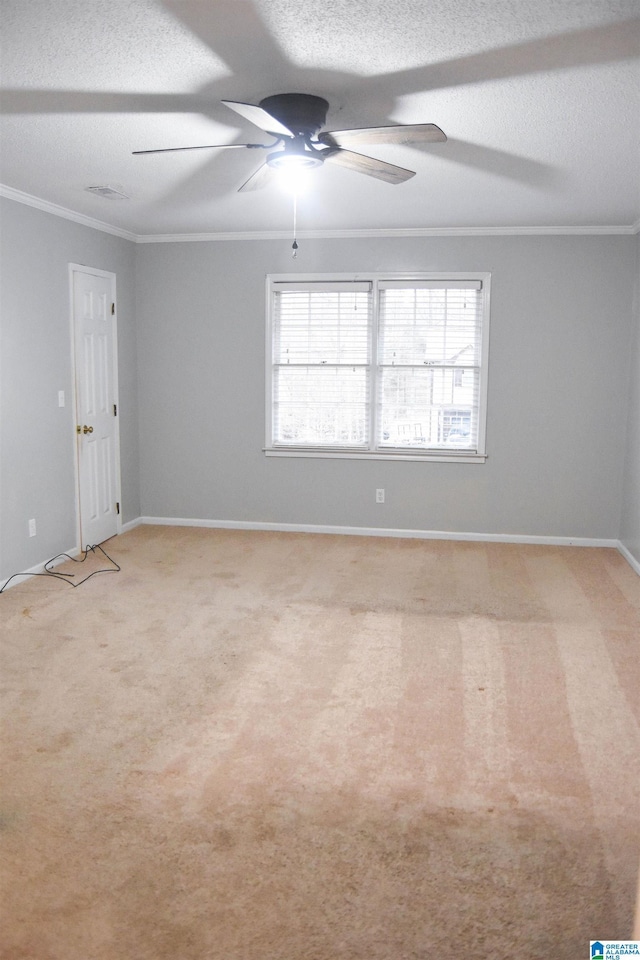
[1,526,639,959]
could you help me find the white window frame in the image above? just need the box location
[265,272,491,463]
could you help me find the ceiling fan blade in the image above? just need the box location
[222,100,293,138]
[324,149,415,184]
[237,162,279,192]
[132,142,267,155]
[320,124,446,148]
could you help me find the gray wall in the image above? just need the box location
[2,202,637,588]
[620,233,640,566]
[135,234,636,540]
[0,197,139,582]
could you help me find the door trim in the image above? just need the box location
[68,263,122,548]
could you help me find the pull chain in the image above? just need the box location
[292,192,298,258]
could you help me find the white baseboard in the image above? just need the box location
[0,546,81,593]
[120,516,144,534]
[5,521,638,589]
[617,541,640,576]
[130,516,640,574]
[135,515,622,549]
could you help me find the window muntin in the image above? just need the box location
[267,274,490,460]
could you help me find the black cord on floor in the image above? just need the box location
[0,542,120,594]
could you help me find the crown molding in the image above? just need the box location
[135,224,639,243]
[1,183,638,242]
[0,184,137,241]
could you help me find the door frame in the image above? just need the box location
[68,263,122,549]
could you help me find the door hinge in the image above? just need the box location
[111,302,115,316]
[113,403,117,416]
[116,502,120,515]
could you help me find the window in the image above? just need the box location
[266,273,490,461]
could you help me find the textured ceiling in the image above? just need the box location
[1,0,639,238]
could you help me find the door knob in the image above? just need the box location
[83,424,93,434]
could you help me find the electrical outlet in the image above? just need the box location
[376,488,385,503]
[28,518,37,537]
[58,390,65,407]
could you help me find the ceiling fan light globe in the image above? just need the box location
[276,166,313,195]
[266,150,323,171]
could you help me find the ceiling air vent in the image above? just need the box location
[85,184,130,200]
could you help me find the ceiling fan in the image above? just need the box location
[133,92,446,191]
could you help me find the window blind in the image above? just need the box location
[267,275,489,458]
[272,283,372,447]
[378,284,483,450]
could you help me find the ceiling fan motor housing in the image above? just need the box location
[259,94,329,136]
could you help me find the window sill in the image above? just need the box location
[264,448,487,463]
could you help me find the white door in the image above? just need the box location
[72,266,120,547]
